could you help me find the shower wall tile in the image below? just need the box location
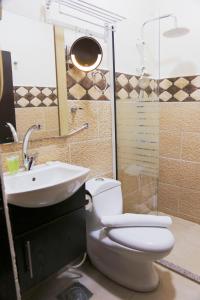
[159,75,200,102]
[13,73,200,108]
[158,183,180,215]
[159,101,200,224]
[116,72,158,101]
[119,169,139,196]
[160,102,182,131]
[179,188,200,220]
[180,161,200,191]
[181,132,200,162]
[160,130,181,159]
[159,157,182,186]
[180,102,200,131]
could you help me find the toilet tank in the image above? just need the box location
[86,178,123,219]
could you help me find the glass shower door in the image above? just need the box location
[115,15,160,215]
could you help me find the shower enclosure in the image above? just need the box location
[115,14,160,215]
[115,8,200,281]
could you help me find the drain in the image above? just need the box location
[57,282,93,300]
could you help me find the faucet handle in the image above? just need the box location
[35,124,42,130]
[27,152,38,171]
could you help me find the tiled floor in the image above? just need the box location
[160,214,200,276]
[23,260,200,300]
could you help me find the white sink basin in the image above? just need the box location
[4,161,90,208]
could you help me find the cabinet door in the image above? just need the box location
[15,208,86,293]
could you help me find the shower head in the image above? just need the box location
[141,14,190,39]
[163,27,190,38]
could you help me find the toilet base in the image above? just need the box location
[87,236,160,292]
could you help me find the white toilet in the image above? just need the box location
[85,178,175,292]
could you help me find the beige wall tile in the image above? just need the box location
[160,103,182,132]
[160,130,181,159]
[182,132,200,162]
[44,107,59,132]
[159,158,181,186]
[123,190,152,214]
[179,188,200,221]
[118,169,139,196]
[70,138,113,178]
[180,161,200,191]
[98,101,112,138]
[31,144,70,165]
[158,183,180,214]
[180,102,200,132]
[15,107,46,141]
[159,102,200,222]
[67,100,99,143]
[16,107,60,141]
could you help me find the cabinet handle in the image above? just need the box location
[25,241,34,279]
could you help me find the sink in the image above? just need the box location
[4,161,90,208]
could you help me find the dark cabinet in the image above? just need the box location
[9,185,86,294]
[15,208,86,293]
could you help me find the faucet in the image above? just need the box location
[6,122,19,142]
[22,124,41,171]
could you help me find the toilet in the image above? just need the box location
[85,178,175,292]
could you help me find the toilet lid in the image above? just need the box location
[106,227,175,252]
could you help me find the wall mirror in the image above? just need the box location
[0,10,68,144]
[70,36,103,72]
[64,28,109,106]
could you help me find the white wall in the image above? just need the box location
[158,0,200,78]
[0,10,56,87]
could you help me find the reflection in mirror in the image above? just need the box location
[0,10,59,144]
[65,30,109,102]
[0,51,16,144]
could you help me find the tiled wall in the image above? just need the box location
[115,73,158,101]
[0,65,113,179]
[3,65,200,222]
[115,73,200,102]
[158,75,200,223]
[0,100,113,179]
[159,75,200,102]
[116,72,200,223]
[116,100,158,213]
[159,101,200,223]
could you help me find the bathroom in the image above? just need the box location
[0,0,200,299]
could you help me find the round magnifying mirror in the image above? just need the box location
[70,36,103,72]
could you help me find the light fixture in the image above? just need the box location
[70,36,103,72]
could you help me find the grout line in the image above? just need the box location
[156,259,200,284]
[179,130,184,160]
[159,181,200,193]
[68,137,112,146]
[160,155,200,165]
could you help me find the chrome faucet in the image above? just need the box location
[22,124,41,171]
[6,122,19,142]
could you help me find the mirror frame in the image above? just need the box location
[54,26,69,137]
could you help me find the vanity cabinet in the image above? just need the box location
[8,185,86,294]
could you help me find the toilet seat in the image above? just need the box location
[106,227,175,253]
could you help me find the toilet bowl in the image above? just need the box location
[85,178,175,292]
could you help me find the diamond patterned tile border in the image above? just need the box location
[14,72,200,108]
[67,65,111,100]
[159,75,200,102]
[14,86,58,108]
